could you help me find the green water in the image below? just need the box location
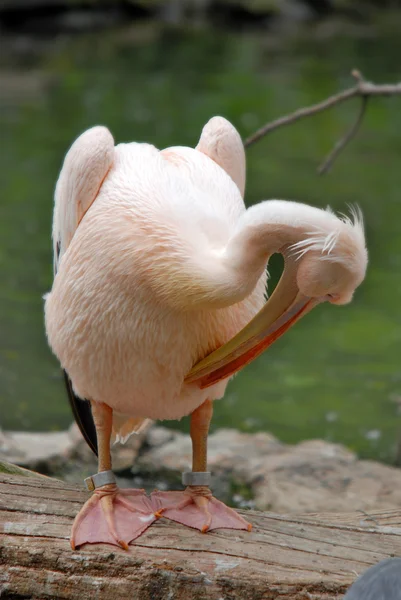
[1,22,401,462]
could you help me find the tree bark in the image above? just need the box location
[1,471,401,599]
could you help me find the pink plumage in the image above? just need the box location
[44,117,367,548]
[45,118,266,440]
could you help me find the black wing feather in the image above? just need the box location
[63,370,98,456]
[55,241,98,457]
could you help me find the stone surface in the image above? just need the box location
[0,427,72,466]
[2,423,401,515]
[247,439,401,513]
[137,428,401,513]
[0,421,152,477]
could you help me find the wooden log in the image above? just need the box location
[0,459,54,479]
[1,471,401,599]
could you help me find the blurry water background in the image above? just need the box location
[1,9,401,462]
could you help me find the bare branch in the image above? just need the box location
[244,87,357,147]
[318,95,368,175]
[244,71,401,172]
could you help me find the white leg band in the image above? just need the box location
[182,471,211,486]
[84,470,116,491]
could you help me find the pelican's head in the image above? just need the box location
[186,204,368,389]
[294,207,368,306]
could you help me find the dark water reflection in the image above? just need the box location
[1,24,401,462]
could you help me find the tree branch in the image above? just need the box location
[317,94,368,175]
[244,70,401,173]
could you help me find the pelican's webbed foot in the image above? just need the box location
[151,486,252,533]
[71,482,155,550]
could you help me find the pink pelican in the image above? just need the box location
[44,117,367,549]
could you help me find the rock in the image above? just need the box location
[58,420,155,486]
[0,420,153,480]
[248,440,401,513]
[0,428,73,469]
[66,420,154,474]
[138,429,401,513]
[138,427,281,473]
[136,428,283,503]
[146,425,178,448]
[3,423,401,515]
[0,428,24,462]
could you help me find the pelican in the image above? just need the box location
[44,117,367,550]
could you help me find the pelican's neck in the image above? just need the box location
[163,200,345,311]
[222,200,339,300]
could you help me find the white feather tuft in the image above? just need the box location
[289,205,366,265]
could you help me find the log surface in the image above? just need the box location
[1,473,401,599]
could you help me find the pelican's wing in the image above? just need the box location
[53,126,114,456]
[53,126,114,272]
[196,116,246,197]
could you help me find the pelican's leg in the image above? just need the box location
[70,401,155,550]
[151,400,252,533]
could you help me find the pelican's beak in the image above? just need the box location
[185,261,323,389]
